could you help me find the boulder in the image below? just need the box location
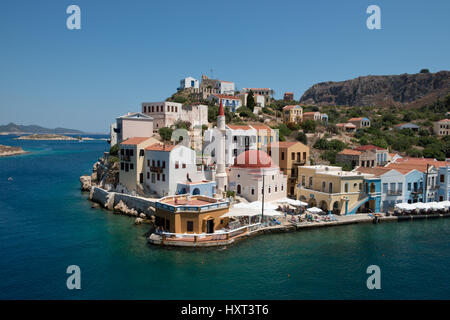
[80,175,92,191]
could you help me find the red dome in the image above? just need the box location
[233,150,273,168]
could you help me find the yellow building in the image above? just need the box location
[153,195,230,234]
[296,165,379,215]
[252,124,277,149]
[282,105,303,123]
[267,141,309,196]
[119,137,158,194]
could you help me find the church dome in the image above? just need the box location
[233,150,274,168]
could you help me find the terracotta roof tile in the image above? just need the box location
[120,137,152,145]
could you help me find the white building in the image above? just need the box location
[216,80,235,95]
[228,149,287,202]
[237,92,265,108]
[142,101,208,129]
[208,94,242,112]
[179,76,199,90]
[114,112,154,145]
[144,143,206,197]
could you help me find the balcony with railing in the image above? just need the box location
[387,190,402,196]
[150,166,164,173]
[411,188,423,195]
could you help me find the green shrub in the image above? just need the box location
[109,144,119,156]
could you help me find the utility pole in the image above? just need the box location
[424,163,429,203]
[261,172,265,223]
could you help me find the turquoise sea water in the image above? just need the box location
[0,135,449,299]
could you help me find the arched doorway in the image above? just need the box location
[237,184,241,194]
[193,188,200,195]
[309,198,317,207]
[319,200,328,212]
[179,188,187,194]
[332,201,341,215]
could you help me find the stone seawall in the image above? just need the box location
[90,186,154,217]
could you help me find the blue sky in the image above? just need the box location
[0,0,449,133]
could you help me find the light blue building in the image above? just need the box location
[437,166,450,201]
[176,181,216,198]
[404,170,424,204]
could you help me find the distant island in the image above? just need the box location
[0,145,28,157]
[0,122,85,135]
[14,134,79,141]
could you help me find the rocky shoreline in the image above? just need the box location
[0,145,28,157]
[80,154,153,225]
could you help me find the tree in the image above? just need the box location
[296,131,307,145]
[301,119,317,133]
[420,68,430,73]
[109,144,119,156]
[159,127,173,142]
[246,90,255,111]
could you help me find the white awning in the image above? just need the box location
[276,197,308,207]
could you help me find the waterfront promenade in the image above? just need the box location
[147,212,450,247]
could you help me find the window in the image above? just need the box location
[147,172,150,179]
[251,188,255,195]
[275,185,278,192]
[143,106,147,113]
[233,136,237,142]
[303,152,306,160]
[162,161,166,168]
[125,149,129,156]
[130,149,134,156]
[139,149,144,157]
[162,174,165,182]
[398,183,403,193]
[120,162,124,170]
[175,161,179,169]
[125,163,129,172]
[281,185,284,191]
[344,183,348,193]
[309,177,313,187]
[408,183,411,191]
[268,186,271,193]
[281,152,285,160]
[139,173,143,184]
[440,175,445,183]
[390,183,395,192]
[302,176,305,186]
[272,175,274,180]
[157,174,160,181]
[147,160,150,166]
[233,149,237,156]
[182,163,186,169]
[130,163,134,170]
[152,160,155,167]
[383,183,388,193]
[291,153,295,160]
[157,160,160,167]
[187,221,193,232]
[329,182,333,193]
[322,181,326,192]
[120,149,124,156]
[151,173,155,183]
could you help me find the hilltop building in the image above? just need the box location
[178,76,199,90]
[237,92,265,108]
[434,119,450,136]
[241,88,272,104]
[141,101,208,129]
[208,94,242,112]
[284,92,294,101]
[348,117,371,129]
[282,105,303,123]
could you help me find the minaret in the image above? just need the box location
[216,100,228,196]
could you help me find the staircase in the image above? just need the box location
[347,196,369,214]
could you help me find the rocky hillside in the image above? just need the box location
[300,70,450,107]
